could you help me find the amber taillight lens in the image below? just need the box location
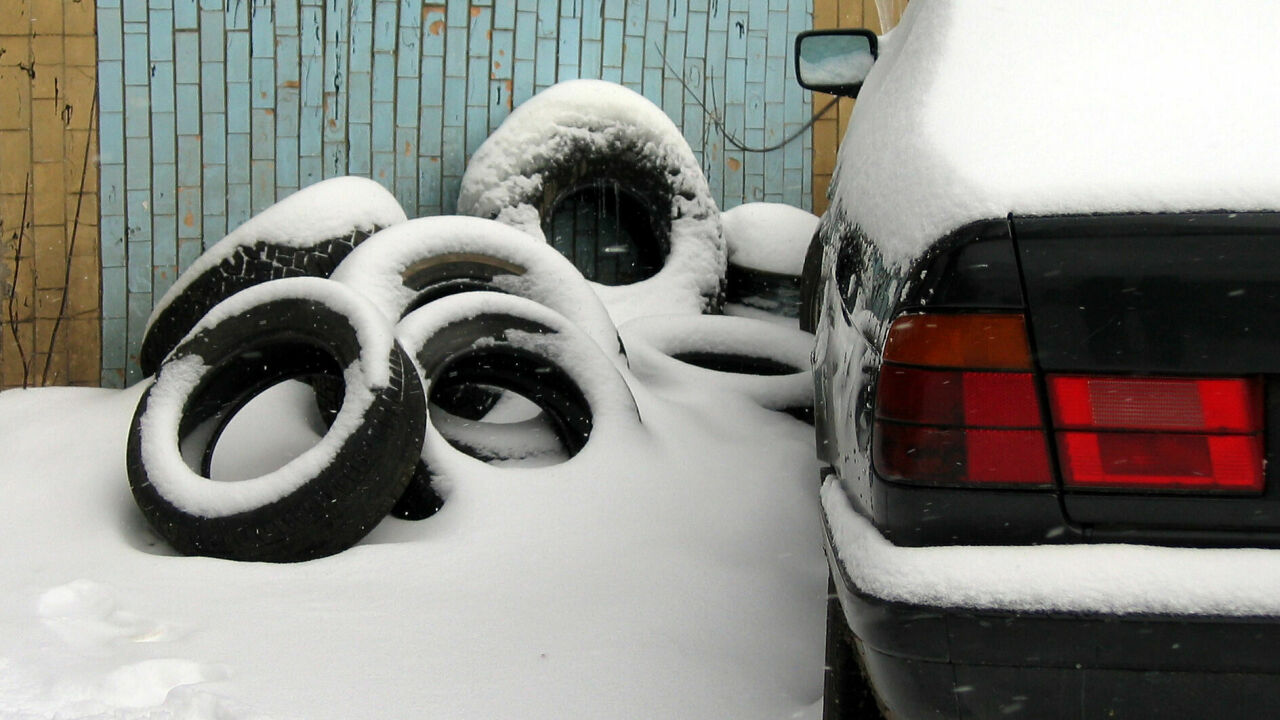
[873,313,1052,488]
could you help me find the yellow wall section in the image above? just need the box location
[0,0,100,389]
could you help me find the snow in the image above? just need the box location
[457,79,725,324]
[329,215,622,357]
[834,0,1280,269]
[0,340,825,718]
[823,478,1280,616]
[148,176,407,324]
[722,203,820,275]
[620,315,814,414]
[139,279,389,518]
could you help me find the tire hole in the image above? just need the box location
[546,181,666,285]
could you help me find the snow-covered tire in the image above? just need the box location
[138,177,407,375]
[330,215,622,357]
[725,263,803,319]
[721,203,819,322]
[620,314,815,421]
[393,292,640,512]
[126,278,426,562]
[457,79,725,324]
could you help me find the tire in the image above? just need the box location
[725,263,803,319]
[329,215,622,358]
[619,314,815,422]
[393,292,641,512]
[127,277,426,562]
[457,79,725,324]
[799,230,826,334]
[721,203,819,321]
[139,176,407,375]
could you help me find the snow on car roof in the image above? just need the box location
[833,0,1280,269]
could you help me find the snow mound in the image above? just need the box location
[722,203,820,276]
[835,0,1280,269]
[457,79,725,324]
[148,176,407,324]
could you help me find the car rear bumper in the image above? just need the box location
[822,481,1280,719]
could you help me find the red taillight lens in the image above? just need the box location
[873,313,1051,488]
[1049,376,1265,493]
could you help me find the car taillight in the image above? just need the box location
[1048,376,1265,493]
[873,313,1053,487]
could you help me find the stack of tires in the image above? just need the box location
[128,81,815,564]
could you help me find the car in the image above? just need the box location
[794,2,1280,718]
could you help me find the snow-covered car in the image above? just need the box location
[795,2,1280,718]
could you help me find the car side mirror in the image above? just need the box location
[794,29,878,99]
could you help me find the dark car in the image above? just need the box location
[794,2,1280,718]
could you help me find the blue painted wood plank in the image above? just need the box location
[124,136,151,189]
[123,29,149,86]
[276,0,297,29]
[101,267,126,318]
[625,0,645,35]
[419,158,442,216]
[466,57,489,106]
[148,9,174,62]
[443,76,466,124]
[441,125,465,177]
[489,78,511,126]
[250,57,274,107]
[173,0,197,29]
[176,133,200,184]
[372,99,395,157]
[620,30,642,85]
[490,29,513,80]
[534,37,557,88]
[349,123,372,174]
[276,135,299,191]
[557,8,581,79]
[178,237,203,273]
[126,240,152,294]
[151,114,177,166]
[251,3,273,57]
[394,126,417,205]
[441,175,462,215]
[227,133,251,184]
[372,56,395,107]
[604,0,625,20]
[515,9,536,58]
[225,0,249,29]
[349,70,372,124]
[602,18,623,67]
[642,67,662,106]
[396,25,420,78]
[536,1,557,38]
[513,60,535,105]
[97,8,123,64]
[418,105,443,155]
[227,179,251,228]
[227,81,251,133]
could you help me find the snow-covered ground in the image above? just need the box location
[0,351,825,718]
